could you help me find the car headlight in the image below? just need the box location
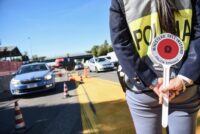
[11,79,21,85]
[45,74,52,80]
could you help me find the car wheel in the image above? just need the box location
[95,67,99,73]
[12,95,20,99]
[89,67,92,72]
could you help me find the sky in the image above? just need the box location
[0,0,111,57]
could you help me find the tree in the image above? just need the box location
[66,53,70,57]
[104,40,109,45]
[32,55,39,61]
[38,56,46,61]
[97,46,107,56]
[107,45,113,52]
[89,40,114,57]
[85,50,91,53]
[22,51,29,61]
[91,45,99,57]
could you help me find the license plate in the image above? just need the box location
[27,84,38,89]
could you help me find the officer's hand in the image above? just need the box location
[152,78,164,104]
[160,77,184,102]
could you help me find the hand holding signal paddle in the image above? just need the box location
[151,33,184,128]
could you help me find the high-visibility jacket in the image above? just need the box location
[110,0,200,90]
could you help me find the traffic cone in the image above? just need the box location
[58,73,62,77]
[84,67,88,78]
[69,75,72,81]
[68,73,73,81]
[15,101,26,130]
[70,75,75,81]
[63,82,70,98]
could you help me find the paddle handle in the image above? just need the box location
[162,66,170,128]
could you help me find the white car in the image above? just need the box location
[84,60,89,68]
[88,57,114,73]
[74,62,84,70]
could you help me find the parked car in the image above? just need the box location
[88,57,114,73]
[45,59,56,69]
[84,60,89,68]
[10,63,55,95]
[74,62,84,70]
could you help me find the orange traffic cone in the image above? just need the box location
[70,75,76,81]
[68,73,73,81]
[15,101,26,130]
[63,82,70,98]
[84,67,88,78]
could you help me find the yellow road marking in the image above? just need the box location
[75,75,200,134]
[76,75,135,134]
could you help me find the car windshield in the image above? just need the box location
[17,64,48,74]
[96,58,106,62]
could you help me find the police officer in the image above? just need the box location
[110,0,200,134]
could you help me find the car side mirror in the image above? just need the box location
[11,72,16,76]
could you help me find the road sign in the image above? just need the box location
[151,33,184,66]
[151,33,184,128]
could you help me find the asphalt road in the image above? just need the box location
[0,69,119,134]
[78,69,119,83]
[0,71,82,134]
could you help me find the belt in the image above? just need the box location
[126,86,153,94]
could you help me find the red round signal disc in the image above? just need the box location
[151,33,184,66]
[157,39,179,60]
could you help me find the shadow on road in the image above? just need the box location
[0,103,82,134]
[0,91,15,103]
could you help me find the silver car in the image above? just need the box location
[10,63,55,95]
[88,57,114,73]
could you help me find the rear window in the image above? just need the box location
[106,56,111,60]
[96,58,106,62]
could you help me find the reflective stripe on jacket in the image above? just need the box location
[110,0,200,90]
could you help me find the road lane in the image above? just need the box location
[77,69,119,83]
[0,70,82,134]
[1,69,199,134]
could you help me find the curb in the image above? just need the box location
[76,81,101,134]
